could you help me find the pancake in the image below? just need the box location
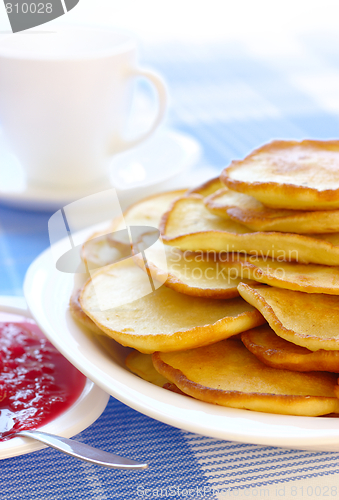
[241,325,339,372]
[152,339,339,416]
[133,238,255,299]
[238,283,339,351]
[120,189,187,230]
[160,195,339,266]
[187,176,223,197]
[221,139,339,210]
[220,254,339,295]
[81,232,131,270]
[80,259,265,353]
[82,189,186,269]
[69,289,105,336]
[205,187,339,233]
[125,350,169,387]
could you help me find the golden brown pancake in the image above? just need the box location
[205,187,339,233]
[120,189,187,230]
[241,325,339,372]
[221,139,339,210]
[80,259,265,353]
[152,339,339,416]
[238,283,339,351]
[82,189,187,269]
[133,239,255,299]
[125,350,169,386]
[160,195,339,266]
[69,289,105,336]
[219,254,339,295]
[187,176,223,197]
[81,232,131,270]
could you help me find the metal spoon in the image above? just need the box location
[12,429,148,470]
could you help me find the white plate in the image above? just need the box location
[24,242,339,453]
[0,128,200,211]
[0,296,109,459]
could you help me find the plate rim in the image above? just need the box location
[23,241,339,452]
[0,296,110,459]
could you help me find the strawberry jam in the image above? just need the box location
[0,316,86,439]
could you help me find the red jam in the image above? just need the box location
[0,317,86,439]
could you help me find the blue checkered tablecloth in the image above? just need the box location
[2,32,339,499]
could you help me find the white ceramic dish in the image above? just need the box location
[0,296,109,459]
[0,128,200,211]
[24,242,339,452]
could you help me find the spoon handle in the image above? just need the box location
[16,430,148,470]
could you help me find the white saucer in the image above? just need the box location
[0,128,200,211]
[0,296,109,459]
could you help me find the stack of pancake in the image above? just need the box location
[71,139,339,416]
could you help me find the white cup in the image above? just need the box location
[0,27,167,190]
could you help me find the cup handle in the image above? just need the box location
[114,68,167,153]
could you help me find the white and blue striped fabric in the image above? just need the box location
[1,35,339,499]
